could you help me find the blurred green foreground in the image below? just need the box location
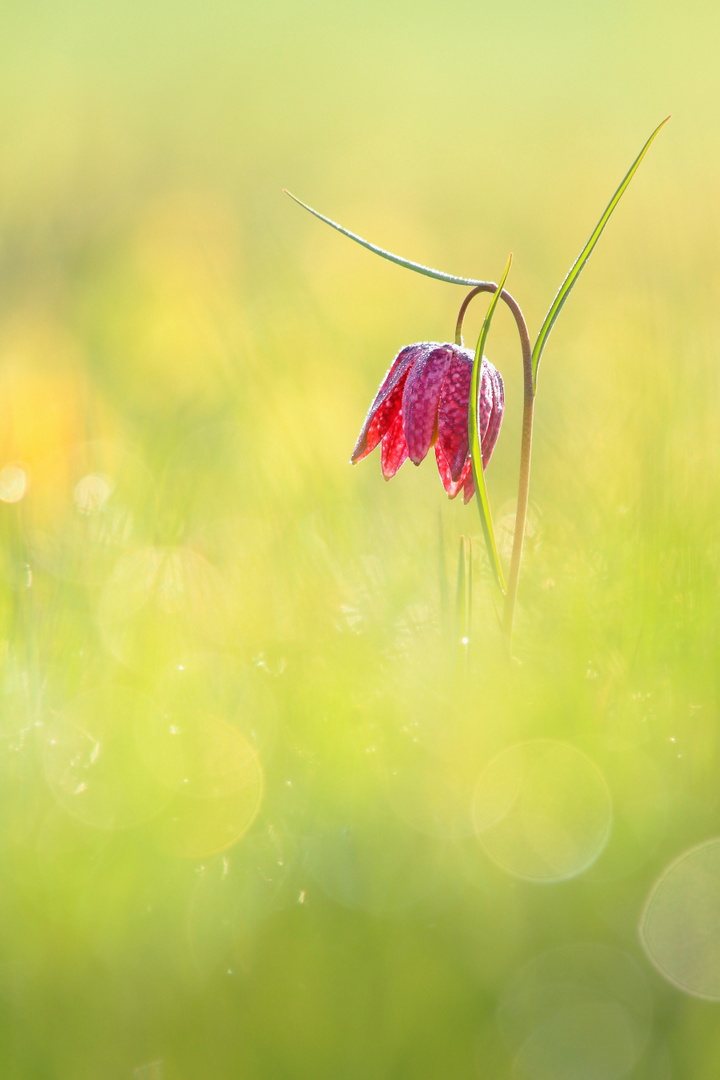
[2,0,720,1076]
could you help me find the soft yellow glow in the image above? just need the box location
[0,462,29,502]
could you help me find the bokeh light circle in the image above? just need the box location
[0,461,30,502]
[499,944,652,1080]
[140,712,264,858]
[26,440,153,583]
[640,838,720,1000]
[43,686,171,830]
[472,740,612,882]
[98,545,232,669]
[152,653,278,760]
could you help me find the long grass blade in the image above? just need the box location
[531,116,670,391]
[284,189,491,288]
[455,535,467,645]
[466,535,473,655]
[469,254,513,594]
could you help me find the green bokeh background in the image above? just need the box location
[1,1,720,1077]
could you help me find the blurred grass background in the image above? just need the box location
[1,0,720,1077]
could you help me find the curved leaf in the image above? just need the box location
[469,254,513,594]
[531,116,670,391]
[284,189,491,288]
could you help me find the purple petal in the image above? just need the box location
[434,443,468,499]
[436,345,473,482]
[481,361,505,468]
[402,345,453,464]
[462,464,475,504]
[381,409,409,478]
[351,343,430,462]
[351,382,403,463]
[476,357,494,444]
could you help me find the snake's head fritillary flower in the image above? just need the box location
[351,342,504,503]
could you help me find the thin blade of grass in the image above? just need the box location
[469,254,513,594]
[531,116,670,391]
[438,509,450,626]
[456,535,467,646]
[284,190,490,287]
[466,535,473,653]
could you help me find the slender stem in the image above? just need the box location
[455,282,497,345]
[465,535,473,673]
[503,365,535,644]
[455,284,535,644]
[455,283,531,360]
[455,534,466,644]
[453,536,473,673]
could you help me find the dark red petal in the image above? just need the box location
[481,362,505,468]
[351,382,403,463]
[351,343,430,462]
[434,444,467,499]
[434,443,458,497]
[456,455,474,502]
[402,345,453,464]
[436,346,473,482]
[381,409,409,479]
[464,468,474,505]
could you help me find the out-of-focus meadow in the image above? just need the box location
[1,0,720,1076]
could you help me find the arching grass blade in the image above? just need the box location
[531,116,670,391]
[469,254,513,594]
[284,189,490,288]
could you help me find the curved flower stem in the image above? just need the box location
[456,283,535,645]
[455,282,499,345]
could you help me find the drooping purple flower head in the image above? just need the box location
[351,342,504,502]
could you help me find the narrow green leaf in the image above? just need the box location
[469,254,513,594]
[284,189,490,288]
[531,116,670,391]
